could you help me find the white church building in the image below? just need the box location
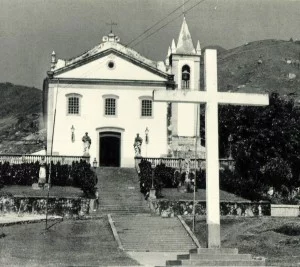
[43,18,204,167]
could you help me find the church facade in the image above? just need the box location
[43,18,204,167]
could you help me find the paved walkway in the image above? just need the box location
[0,213,62,226]
[127,252,180,266]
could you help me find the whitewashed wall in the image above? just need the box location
[47,83,167,167]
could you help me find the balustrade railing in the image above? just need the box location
[0,154,90,165]
[134,156,235,171]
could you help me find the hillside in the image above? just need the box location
[0,83,44,154]
[217,39,300,103]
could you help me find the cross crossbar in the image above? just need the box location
[153,90,269,106]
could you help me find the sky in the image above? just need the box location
[1,0,300,89]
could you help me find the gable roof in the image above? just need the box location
[52,41,168,79]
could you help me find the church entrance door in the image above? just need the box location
[99,132,121,167]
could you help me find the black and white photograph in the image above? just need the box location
[0,0,300,266]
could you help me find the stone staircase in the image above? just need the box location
[111,214,198,252]
[93,167,271,266]
[94,167,149,215]
[94,167,198,253]
[158,248,267,267]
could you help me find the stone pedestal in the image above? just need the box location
[149,188,156,199]
[32,183,41,190]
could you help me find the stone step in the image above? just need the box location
[121,242,195,246]
[166,259,266,266]
[178,253,253,261]
[158,266,269,267]
[189,248,239,254]
[111,215,197,252]
[99,208,149,213]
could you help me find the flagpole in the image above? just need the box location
[192,104,199,232]
[45,79,59,230]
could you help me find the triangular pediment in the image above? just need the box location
[54,49,168,81]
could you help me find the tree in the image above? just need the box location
[218,93,300,200]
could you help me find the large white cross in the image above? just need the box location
[153,49,269,248]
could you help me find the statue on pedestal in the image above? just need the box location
[38,156,46,189]
[82,132,91,156]
[133,133,143,156]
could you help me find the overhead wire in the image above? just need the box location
[129,0,207,49]
[125,0,193,47]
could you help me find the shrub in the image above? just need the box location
[0,160,97,197]
[138,160,207,197]
[139,159,152,196]
[74,160,98,197]
[274,223,300,236]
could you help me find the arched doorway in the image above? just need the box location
[99,132,121,167]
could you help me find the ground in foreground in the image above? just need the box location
[0,218,139,266]
[185,216,300,266]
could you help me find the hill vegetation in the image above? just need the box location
[0,83,44,154]
[218,39,300,101]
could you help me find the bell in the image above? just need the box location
[182,70,190,81]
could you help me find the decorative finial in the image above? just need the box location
[51,51,56,69]
[51,51,56,63]
[166,46,171,66]
[196,40,201,55]
[171,39,176,53]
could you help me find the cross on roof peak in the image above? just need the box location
[102,21,120,43]
[106,21,118,33]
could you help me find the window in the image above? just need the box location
[105,98,116,115]
[141,99,152,117]
[181,64,190,89]
[102,94,119,117]
[66,93,82,115]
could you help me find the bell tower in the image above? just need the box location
[166,17,203,158]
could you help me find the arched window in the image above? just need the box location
[66,93,82,115]
[181,65,190,89]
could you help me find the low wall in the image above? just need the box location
[271,204,300,217]
[149,199,271,217]
[0,195,92,218]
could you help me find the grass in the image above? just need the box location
[185,216,300,266]
[161,188,247,202]
[0,185,83,198]
[0,217,140,266]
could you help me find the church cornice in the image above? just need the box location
[48,77,173,88]
[52,48,169,80]
[170,53,201,58]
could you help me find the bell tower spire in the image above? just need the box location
[176,17,195,54]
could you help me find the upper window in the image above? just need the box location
[103,94,119,117]
[141,99,152,117]
[181,65,190,89]
[66,93,82,115]
[105,98,116,116]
